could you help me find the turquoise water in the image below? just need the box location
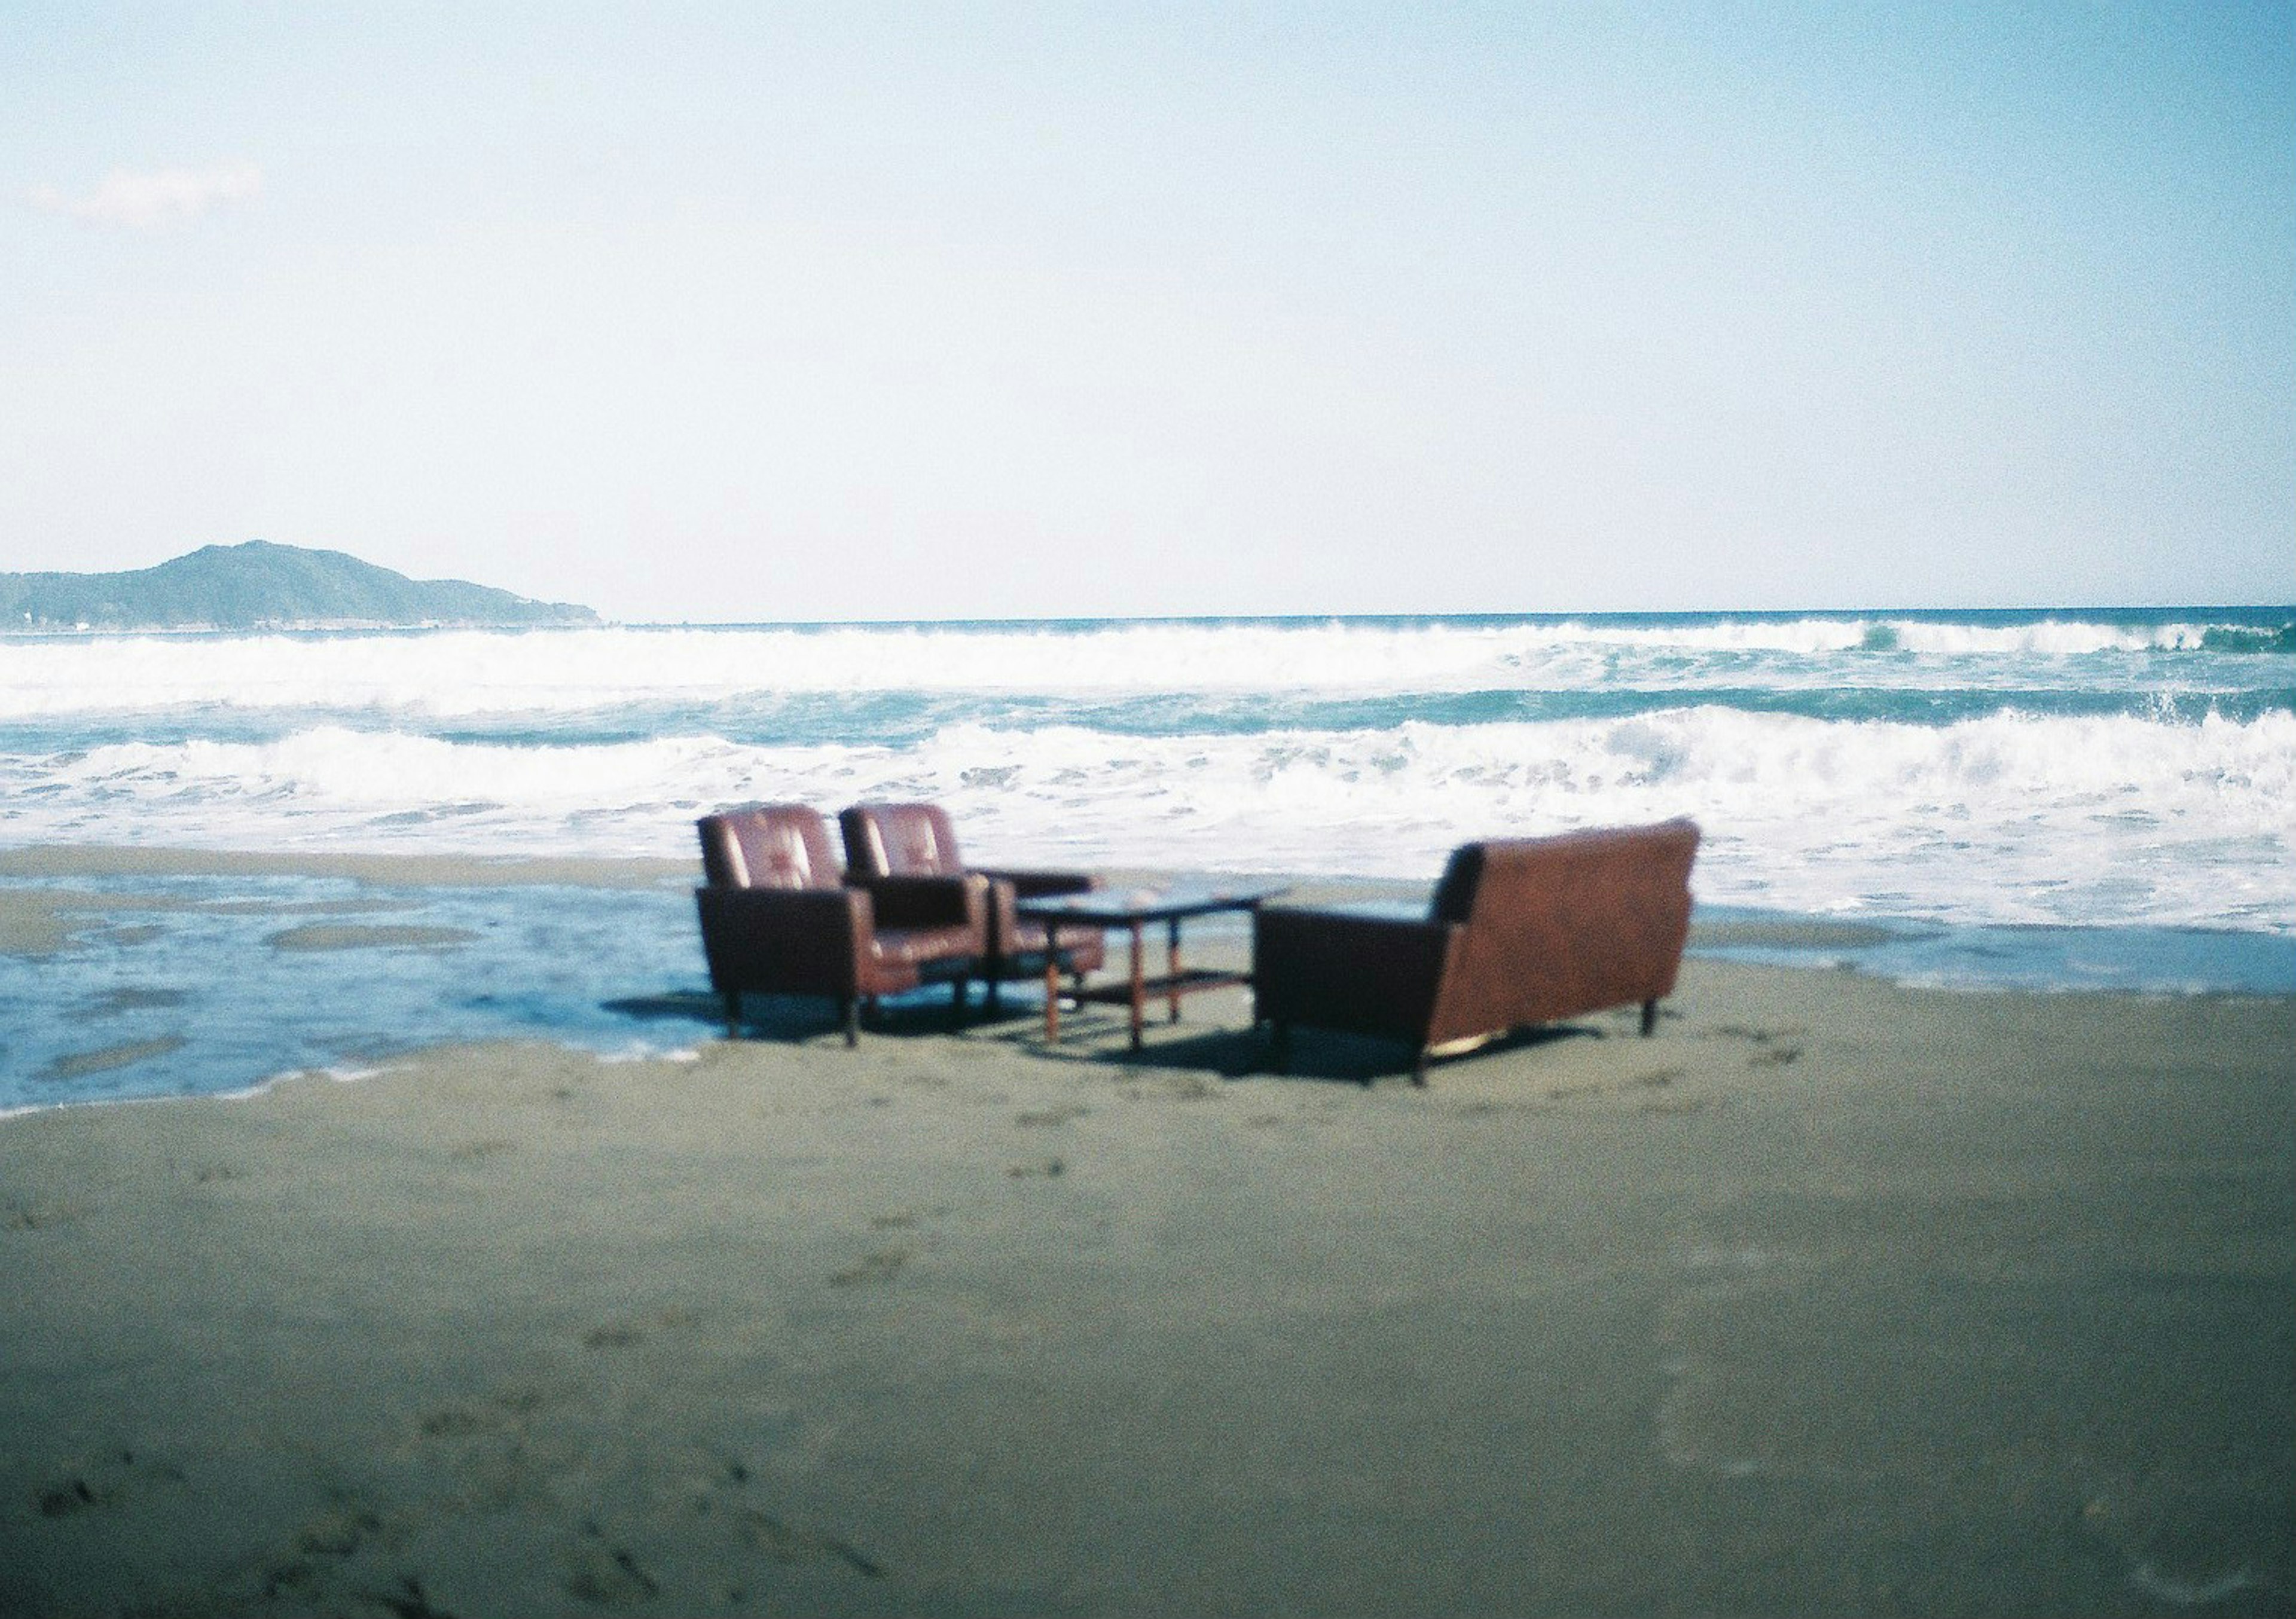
[4,870,2291,1117]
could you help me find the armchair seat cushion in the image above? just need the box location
[1004,915,1107,970]
[839,802,1106,982]
[871,924,987,971]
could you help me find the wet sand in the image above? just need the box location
[3,905,2291,1616]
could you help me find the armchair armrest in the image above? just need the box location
[1252,906,1462,1043]
[975,869,1100,958]
[850,871,989,935]
[694,885,870,996]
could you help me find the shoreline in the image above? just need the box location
[4,945,2290,1615]
[6,841,2293,989]
[5,841,2295,1120]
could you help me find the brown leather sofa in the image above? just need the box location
[694,804,987,1044]
[1252,818,1700,1083]
[838,802,1106,1010]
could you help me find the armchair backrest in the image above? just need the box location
[698,804,842,891]
[840,802,964,880]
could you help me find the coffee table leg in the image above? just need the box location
[1128,920,1146,1049]
[1167,916,1184,1023]
[1042,921,1061,1044]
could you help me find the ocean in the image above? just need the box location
[4,608,2292,1110]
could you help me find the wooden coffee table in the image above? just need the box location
[1016,884,1289,1049]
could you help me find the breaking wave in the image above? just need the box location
[8,705,2291,933]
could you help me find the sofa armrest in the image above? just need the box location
[694,885,870,995]
[850,872,988,936]
[1252,906,1461,1043]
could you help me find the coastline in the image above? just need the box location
[2,847,2291,1613]
[5,841,2295,1120]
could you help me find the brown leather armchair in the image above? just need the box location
[838,802,1106,1010]
[1253,819,1700,1083]
[694,804,987,1044]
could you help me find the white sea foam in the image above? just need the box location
[0,613,2282,717]
[7,707,2290,933]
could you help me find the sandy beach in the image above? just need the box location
[2,850,2290,1618]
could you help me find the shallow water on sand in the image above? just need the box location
[5,865,2291,1115]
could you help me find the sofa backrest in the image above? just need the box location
[1427,818,1700,1038]
[698,805,842,891]
[840,802,964,880]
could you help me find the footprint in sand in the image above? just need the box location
[1702,1023,1808,1067]
[1015,1104,1088,1128]
[419,1407,494,1439]
[581,1306,699,1348]
[32,1446,187,1518]
[253,1500,387,1592]
[364,1576,457,1618]
[563,1523,661,1607]
[418,1387,550,1439]
[731,1508,886,1577]
[4,1196,78,1232]
[295,1501,385,1558]
[828,1247,911,1287]
[1006,1157,1065,1179]
[686,1450,886,1580]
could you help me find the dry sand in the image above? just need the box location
[2,930,2291,1615]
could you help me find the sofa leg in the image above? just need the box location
[722,989,743,1040]
[1409,1050,1429,1087]
[1641,998,1659,1037]
[841,997,860,1047]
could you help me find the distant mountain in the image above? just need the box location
[0,542,599,631]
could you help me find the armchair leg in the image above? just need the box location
[841,996,860,1048]
[1269,1021,1291,1074]
[985,977,1002,1015]
[722,989,743,1040]
[1640,998,1659,1037]
[951,976,970,1030]
[1409,1051,1430,1087]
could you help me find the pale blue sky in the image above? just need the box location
[4,2,2290,622]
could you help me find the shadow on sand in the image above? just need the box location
[606,983,1604,1087]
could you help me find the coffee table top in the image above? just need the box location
[1014,882,1290,926]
